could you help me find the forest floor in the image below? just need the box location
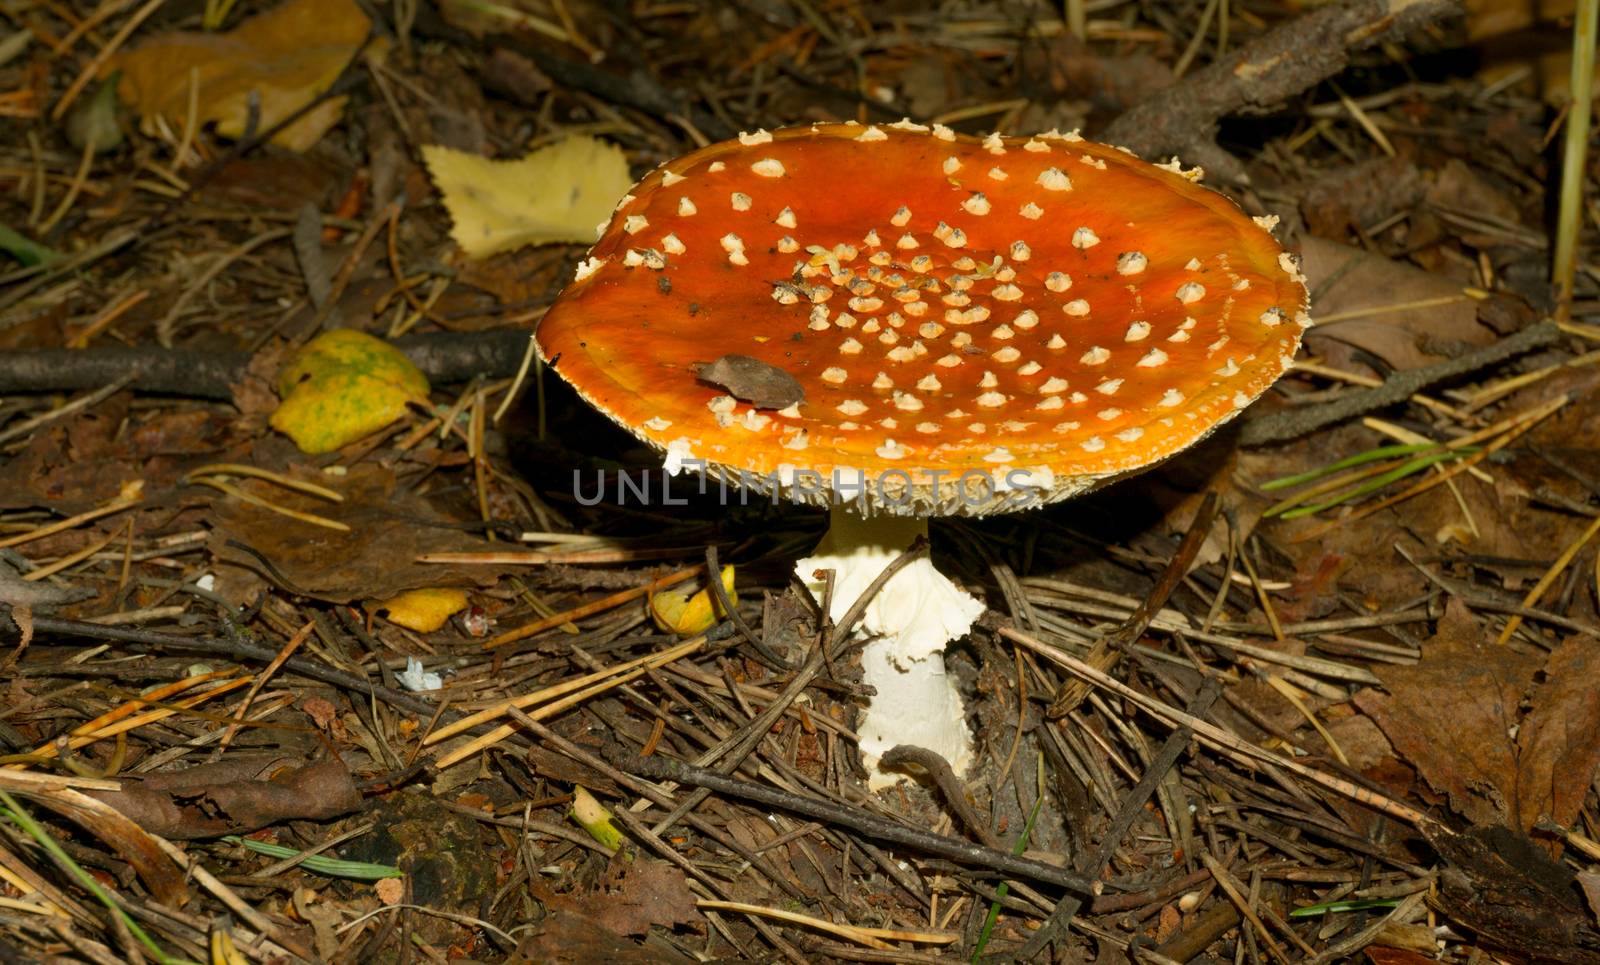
[2,0,1600,962]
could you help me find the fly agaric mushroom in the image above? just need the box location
[535,121,1309,786]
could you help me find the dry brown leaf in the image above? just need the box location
[520,909,695,964]
[694,354,806,410]
[1579,873,1600,924]
[1514,635,1600,833]
[1322,712,1394,772]
[591,858,699,938]
[87,758,361,839]
[1300,236,1492,371]
[206,462,497,603]
[1353,601,1535,827]
[0,399,248,515]
[1354,600,1600,833]
[543,857,699,939]
[110,0,385,152]
[1299,157,1425,237]
[1426,159,1523,231]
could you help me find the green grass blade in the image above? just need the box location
[222,835,404,880]
[1274,451,1465,519]
[1289,897,1400,918]
[1260,443,1442,491]
[971,758,1046,962]
[0,223,62,267]
[0,789,192,965]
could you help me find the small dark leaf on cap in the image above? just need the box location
[693,354,805,409]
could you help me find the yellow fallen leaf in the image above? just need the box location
[110,0,385,152]
[421,137,633,258]
[651,565,735,637]
[368,587,469,633]
[270,330,430,454]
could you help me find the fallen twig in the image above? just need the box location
[0,330,533,399]
[1016,678,1224,960]
[1005,627,1433,828]
[5,614,439,718]
[1243,320,1562,445]
[608,750,1100,895]
[1049,491,1220,716]
[877,745,999,849]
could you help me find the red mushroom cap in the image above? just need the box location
[536,122,1309,515]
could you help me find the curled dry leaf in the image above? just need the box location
[109,0,385,152]
[206,463,495,603]
[0,556,94,610]
[85,757,362,840]
[0,777,188,906]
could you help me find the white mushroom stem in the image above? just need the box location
[797,506,985,788]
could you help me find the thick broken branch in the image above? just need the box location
[0,329,532,399]
[1102,0,1461,173]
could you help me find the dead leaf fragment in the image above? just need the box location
[207,463,495,603]
[519,910,694,964]
[1354,600,1600,833]
[110,0,384,152]
[1580,872,1600,924]
[374,876,405,905]
[1426,159,1523,231]
[86,758,361,840]
[1512,634,1600,835]
[1300,236,1491,371]
[695,354,805,409]
[422,137,633,257]
[1353,601,1533,827]
[542,857,699,939]
[1299,157,1425,237]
